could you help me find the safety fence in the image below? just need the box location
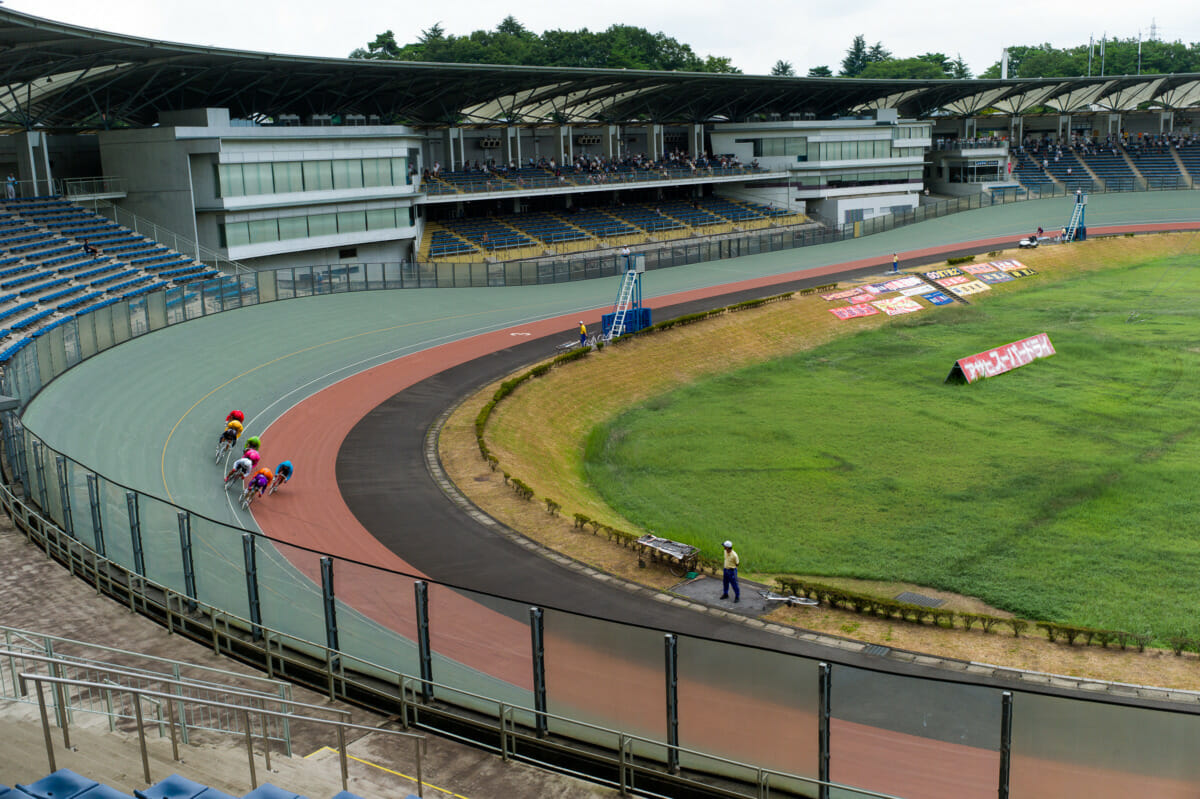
[3,201,1200,798]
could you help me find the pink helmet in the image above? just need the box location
[243,448,260,465]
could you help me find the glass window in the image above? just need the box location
[366,208,397,230]
[302,161,334,191]
[307,213,337,237]
[247,219,278,243]
[392,157,408,184]
[218,164,244,198]
[278,216,308,241]
[362,159,389,188]
[337,211,367,233]
[223,221,250,247]
[332,160,364,190]
[242,163,274,196]
[273,162,304,193]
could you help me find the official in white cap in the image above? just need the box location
[720,540,740,602]
[579,320,587,346]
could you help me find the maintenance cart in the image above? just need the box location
[636,534,699,578]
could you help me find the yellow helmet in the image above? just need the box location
[226,420,244,435]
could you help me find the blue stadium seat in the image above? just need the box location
[77,785,135,798]
[16,769,98,799]
[130,782,234,799]
[240,786,305,799]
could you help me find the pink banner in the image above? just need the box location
[954,333,1056,383]
[848,293,876,304]
[960,263,997,275]
[937,275,970,287]
[821,288,864,300]
[830,304,881,320]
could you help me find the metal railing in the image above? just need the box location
[18,669,426,796]
[57,177,128,199]
[88,200,251,275]
[0,635,295,750]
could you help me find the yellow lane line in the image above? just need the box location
[303,745,470,798]
[159,303,547,503]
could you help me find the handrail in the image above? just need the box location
[1,650,348,720]
[90,199,252,275]
[20,672,425,796]
[2,624,291,695]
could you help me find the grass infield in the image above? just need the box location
[487,233,1200,641]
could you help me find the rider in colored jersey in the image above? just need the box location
[249,466,274,497]
[243,448,261,466]
[218,424,240,449]
[224,456,253,486]
[226,410,245,425]
[272,460,293,490]
[243,435,261,451]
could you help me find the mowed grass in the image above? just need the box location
[584,248,1200,637]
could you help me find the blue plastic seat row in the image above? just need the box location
[130,252,175,265]
[103,241,155,254]
[19,277,71,296]
[57,290,104,311]
[107,275,152,293]
[11,769,133,798]
[43,250,91,268]
[157,264,203,278]
[31,316,71,337]
[145,258,193,272]
[0,336,32,362]
[0,301,36,322]
[74,297,119,317]
[25,244,76,262]
[59,257,112,275]
[0,270,46,289]
[119,281,165,300]
[11,307,56,330]
[40,284,84,304]
[7,235,58,253]
[89,269,139,287]
[173,270,222,284]
[0,262,36,280]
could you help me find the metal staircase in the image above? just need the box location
[1064,194,1086,241]
[605,267,639,341]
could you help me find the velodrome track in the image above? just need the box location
[22,192,1200,799]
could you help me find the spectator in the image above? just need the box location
[4,173,14,200]
[892,253,899,274]
[578,320,587,346]
[720,540,740,602]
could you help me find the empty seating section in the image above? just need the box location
[441,217,534,251]
[1128,148,1187,188]
[1013,152,1055,193]
[1177,143,1200,182]
[502,213,589,245]
[0,196,225,358]
[1077,150,1135,190]
[421,197,806,260]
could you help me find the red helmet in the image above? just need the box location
[226,410,245,423]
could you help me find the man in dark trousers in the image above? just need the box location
[720,540,740,602]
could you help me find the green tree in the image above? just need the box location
[702,55,742,74]
[807,65,833,77]
[916,52,951,76]
[859,58,948,79]
[840,34,869,76]
[948,53,972,79]
[867,42,893,63]
[350,29,401,60]
[770,60,795,76]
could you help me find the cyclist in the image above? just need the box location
[248,466,274,498]
[243,435,261,452]
[271,460,293,493]
[216,422,241,458]
[243,448,261,467]
[224,455,253,488]
[225,410,245,425]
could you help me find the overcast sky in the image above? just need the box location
[10,0,1195,77]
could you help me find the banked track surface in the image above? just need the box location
[22,193,1200,799]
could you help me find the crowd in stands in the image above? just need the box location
[421,150,760,187]
[1019,131,1200,159]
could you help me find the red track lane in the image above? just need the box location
[253,225,1200,798]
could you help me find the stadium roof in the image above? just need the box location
[3,8,1200,131]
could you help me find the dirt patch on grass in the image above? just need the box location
[439,235,1200,690]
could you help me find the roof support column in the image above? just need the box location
[1159,111,1174,134]
[960,118,976,140]
[1009,116,1023,145]
[441,128,459,171]
[649,124,664,161]
[1057,115,1071,141]
[1103,113,1122,141]
[602,125,619,159]
[15,131,53,197]
[557,126,573,167]
[690,124,704,158]
[506,127,521,166]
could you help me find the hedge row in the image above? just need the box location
[776,577,1153,650]
[946,255,976,266]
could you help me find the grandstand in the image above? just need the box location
[0,197,224,365]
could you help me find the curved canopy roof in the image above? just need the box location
[3,8,1200,131]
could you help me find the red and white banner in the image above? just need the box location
[937,275,971,287]
[954,333,1056,383]
[829,304,881,320]
[822,288,864,300]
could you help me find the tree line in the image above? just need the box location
[352,21,1200,80]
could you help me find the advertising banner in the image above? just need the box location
[872,297,924,316]
[922,291,954,305]
[948,280,991,296]
[821,288,864,301]
[947,333,1056,383]
[829,304,881,320]
[924,268,963,280]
